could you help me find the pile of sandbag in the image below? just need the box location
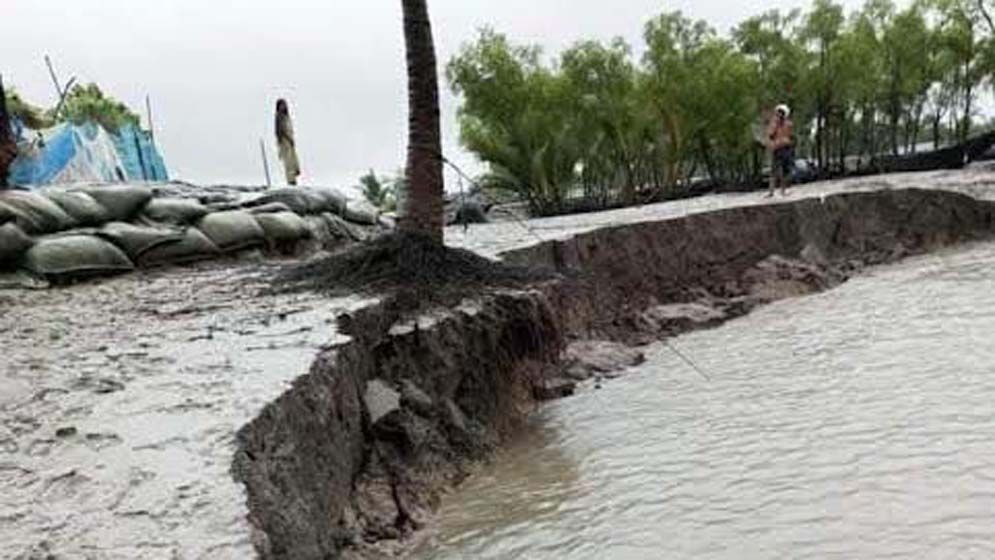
[0,183,389,285]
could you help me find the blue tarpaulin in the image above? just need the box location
[7,120,168,187]
[114,124,168,182]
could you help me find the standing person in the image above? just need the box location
[0,74,17,189]
[766,104,794,197]
[275,99,301,186]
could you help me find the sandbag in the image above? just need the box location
[322,212,368,242]
[0,191,78,234]
[247,202,294,215]
[378,215,396,230]
[304,216,334,248]
[137,227,220,267]
[0,223,34,267]
[0,204,13,225]
[343,199,379,226]
[254,211,309,242]
[143,198,210,225]
[242,188,326,215]
[310,187,348,215]
[196,210,266,252]
[23,234,134,279]
[98,222,186,260]
[74,185,153,222]
[43,190,110,227]
[0,270,50,290]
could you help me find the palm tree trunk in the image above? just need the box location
[400,0,444,241]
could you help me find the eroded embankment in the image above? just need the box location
[233,188,995,559]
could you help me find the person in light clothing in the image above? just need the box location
[275,99,301,186]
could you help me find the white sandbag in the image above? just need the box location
[75,185,153,222]
[310,187,348,215]
[247,202,295,215]
[143,198,210,225]
[243,188,326,215]
[98,222,187,260]
[0,223,34,267]
[304,216,334,248]
[343,199,380,226]
[378,215,396,229]
[0,270,50,290]
[137,227,220,267]
[0,191,78,234]
[322,212,368,242]
[23,234,134,279]
[254,211,309,242]
[43,190,110,227]
[196,210,266,252]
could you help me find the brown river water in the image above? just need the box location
[418,241,995,560]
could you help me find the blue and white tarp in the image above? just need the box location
[114,124,168,183]
[8,120,168,188]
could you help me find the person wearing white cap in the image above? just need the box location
[766,104,794,197]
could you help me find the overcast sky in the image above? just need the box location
[3,0,874,191]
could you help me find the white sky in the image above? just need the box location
[3,0,873,190]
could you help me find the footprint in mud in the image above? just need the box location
[5,415,41,436]
[84,432,123,451]
[133,436,189,452]
[39,469,91,502]
[26,439,56,457]
[0,463,35,490]
[72,376,126,395]
[30,388,71,403]
[156,399,216,414]
[110,467,159,513]
[0,437,18,454]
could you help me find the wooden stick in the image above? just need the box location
[51,76,76,120]
[145,94,155,147]
[260,139,272,188]
[44,55,63,99]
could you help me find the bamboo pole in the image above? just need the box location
[145,94,155,147]
[44,55,63,99]
[260,139,272,188]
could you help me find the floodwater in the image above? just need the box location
[419,241,995,560]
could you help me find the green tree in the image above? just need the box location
[61,83,141,133]
[359,170,396,211]
[449,29,579,214]
[802,0,846,169]
[931,0,986,142]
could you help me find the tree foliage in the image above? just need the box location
[4,83,141,133]
[61,83,141,133]
[359,169,398,211]
[448,0,995,216]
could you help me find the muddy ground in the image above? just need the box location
[1,257,374,559]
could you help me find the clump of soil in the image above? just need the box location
[274,233,558,316]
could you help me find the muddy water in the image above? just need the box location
[420,242,995,559]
